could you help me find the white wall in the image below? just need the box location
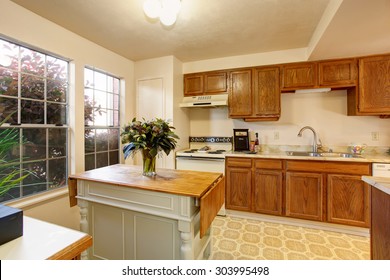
[188,90,390,150]
[183,48,308,73]
[2,0,134,229]
[135,56,189,168]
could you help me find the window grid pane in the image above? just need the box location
[84,67,120,171]
[0,37,68,203]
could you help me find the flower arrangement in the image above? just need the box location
[121,118,179,176]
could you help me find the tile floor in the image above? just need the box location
[210,215,370,260]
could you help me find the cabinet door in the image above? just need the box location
[204,71,228,95]
[319,59,357,87]
[286,172,324,221]
[229,69,252,117]
[252,67,280,117]
[327,174,370,227]
[225,158,252,211]
[254,169,283,215]
[371,187,390,260]
[184,73,203,96]
[89,202,180,260]
[281,62,317,91]
[358,55,390,114]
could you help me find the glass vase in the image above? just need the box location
[141,149,157,176]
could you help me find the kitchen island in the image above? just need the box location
[68,164,224,260]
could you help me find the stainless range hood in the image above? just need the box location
[179,94,228,108]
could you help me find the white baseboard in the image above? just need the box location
[226,210,370,237]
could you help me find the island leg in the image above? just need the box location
[78,199,89,260]
[178,220,193,260]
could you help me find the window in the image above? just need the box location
[0,38,69,203]
[84,68,120,171]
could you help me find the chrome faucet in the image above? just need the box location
[297,126,322,153]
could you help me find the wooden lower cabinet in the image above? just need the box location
[225,158,283,214]
[254,170,283,215]
[327,174,371,227]
[253,159,283,215]
[225,158,252,211]
[286,172,324,221]
[226,157,371,228]
[371,187,390,259]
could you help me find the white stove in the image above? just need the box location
[175,136,232,216]
[175,136,233,160]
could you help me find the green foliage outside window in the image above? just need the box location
[0,114,30,197]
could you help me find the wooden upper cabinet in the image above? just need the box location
[356,54,390,114]
[204,71,228,94]
[183,71,228,96]
[229,69,252,117]
[229,67,280,121]
[280,62,317,91]
[251,66,280,121]
[318,59,358,87]
[184,73,203,96]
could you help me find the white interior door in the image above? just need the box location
[137,78,165,168]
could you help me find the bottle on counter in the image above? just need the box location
[254,132,260,152]
[250,141,255,152]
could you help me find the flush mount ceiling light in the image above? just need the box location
[143,0,181,26]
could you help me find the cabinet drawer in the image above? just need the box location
[226,157,252,168]
[254,159,283,170]
[286,160,371,175]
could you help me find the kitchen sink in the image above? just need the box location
[286,151,322,157]
[286,151,361,158]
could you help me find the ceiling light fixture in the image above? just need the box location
[143,0,181,26]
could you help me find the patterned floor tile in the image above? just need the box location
[210,215,370,260]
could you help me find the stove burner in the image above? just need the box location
[183,149,198,153]
[207,149,226,154]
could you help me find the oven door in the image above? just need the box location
[175,156,225,174]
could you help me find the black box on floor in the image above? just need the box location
[0,205,23,246]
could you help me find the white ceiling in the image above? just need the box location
[10,0,390,62]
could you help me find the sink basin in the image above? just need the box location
[286,151,361,158]
[286,151,322,157]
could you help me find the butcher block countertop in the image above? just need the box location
[69,164,223,200]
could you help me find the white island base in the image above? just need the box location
[69,164,224,260]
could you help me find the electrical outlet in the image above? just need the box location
[371,132,379,141]
[274,131,279,140]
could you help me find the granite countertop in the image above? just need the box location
[219,145,390,163]
[225,151,390,163]
[362,176,390,195]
